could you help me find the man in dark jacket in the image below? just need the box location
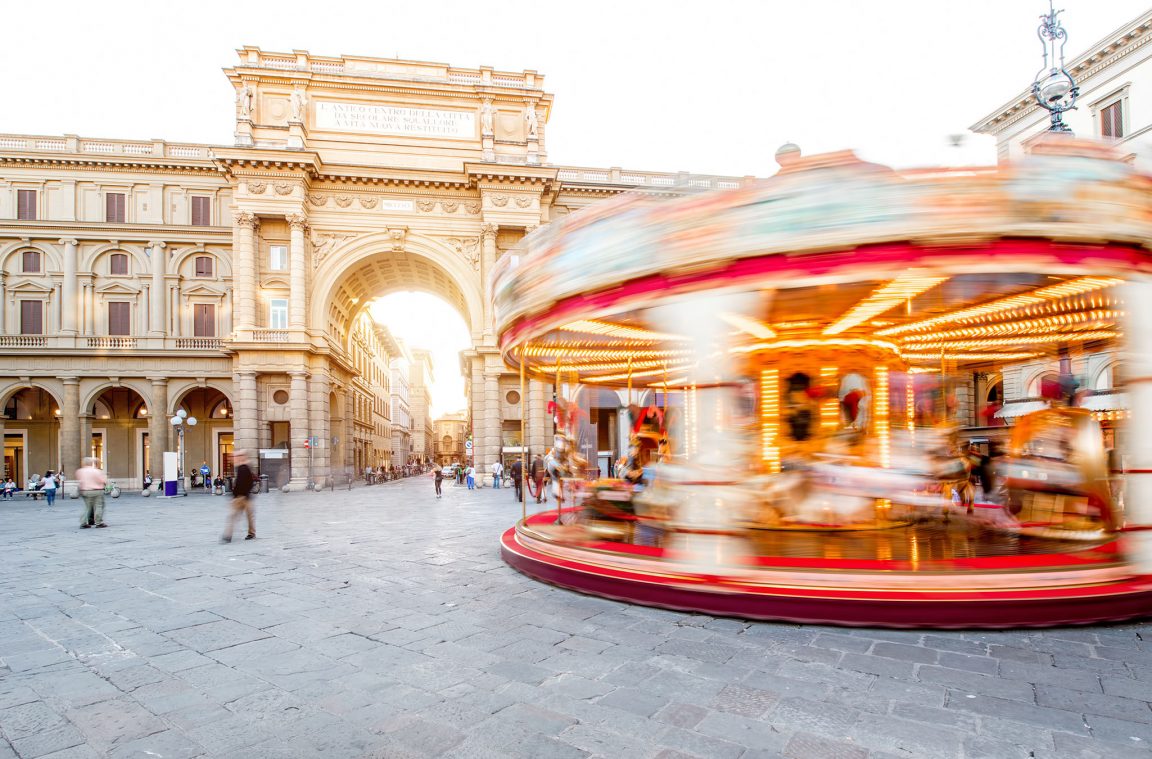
[510,458,524,502]
[222,450,256,542]
[530,455,546,504]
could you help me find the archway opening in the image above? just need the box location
[88,387,149,484]
[172,387,234,487]
[4,388,60,485]
[371,291,471,469]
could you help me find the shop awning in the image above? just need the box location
[1080,392,1128,411]
[994,401,1049,419]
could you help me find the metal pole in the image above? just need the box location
[520,342,527,522]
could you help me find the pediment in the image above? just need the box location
[8,279,53,294]
[260,276,289,289]
[95,281,141,295]
[182,283,227,298]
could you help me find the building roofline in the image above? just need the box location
[969,9,1152,134]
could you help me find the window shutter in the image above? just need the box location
[17,190,36,221]
[195,256,213,277]
[106,193,126,223]
[20,301,43,335]
[194,304,215,337]
[22,250,40,273]
[109,253,128,276]
[191,196,210,226]
[108,302,131,336]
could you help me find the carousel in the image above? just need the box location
[495,136,1152,628]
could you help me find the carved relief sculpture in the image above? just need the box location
[441,201,459,213]
[285,213,308,232]
[335,196,353,208]
[274,182,293,196]
[309,194,327,207]
[359,196,378,209]
[465,202,481,215]
[524,101,539,139]
[309,231,356,269]
[491,194,509,207]
[247,181,267,195]
[515,196,532,208]
[289,87,308,122]
[388,227,408,253]
[233,210,257,228]
[236,84,254,120]
[447,237,481,271]
[417,200,435,212]
[480,98,496,136]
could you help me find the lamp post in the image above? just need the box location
[1031,1,1079,134]
[169,409,197,495]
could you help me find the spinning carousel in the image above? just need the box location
[495,137,1152,628]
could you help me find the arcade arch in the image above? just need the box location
[2,386,61,485]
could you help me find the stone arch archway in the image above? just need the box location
[310,232,484,344]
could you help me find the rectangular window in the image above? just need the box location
[19,300,43,335]
[269,245,288,271]
[107,302,131,336]
[193,304,216,337]
[269,298,288,329]
[109,253,129,276]
[194,256,213,277]
[1101,101,1124,139]
[22,250,41,273]
[16,190,36,221]
[105,192,126,223]
[190,196,211,226]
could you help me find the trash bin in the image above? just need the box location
[259,474,269,494]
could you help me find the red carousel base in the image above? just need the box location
[501,510,1152,629]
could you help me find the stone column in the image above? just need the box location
[287,213,307,330]
[148,378,168,489]
[485,370,501,473]
[235,371,259,456]
[309,372,331,488]
[232,212,257,332]
[60,239,79,334]
[288,370,310,489]
[149,241,166,336]
[60,378,81,488]
[344,387,355,478]
[480,224,498,342]
[1123,281,1152,572]
[469,357,485,483]
[528,379,551,455]
[0,272,6,334]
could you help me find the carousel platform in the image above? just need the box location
[500,509,1152,629]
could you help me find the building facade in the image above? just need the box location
[0,47,753,490]
[433,410,468,465]
[408,349,434,464]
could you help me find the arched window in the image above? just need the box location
[22,250,41,274]
[1027,372,1059,398]
[109,253,129,276]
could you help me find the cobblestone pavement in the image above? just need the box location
[2,478,1152,759]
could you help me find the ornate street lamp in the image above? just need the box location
[170,409,197,495]
[1031,1,1079,133]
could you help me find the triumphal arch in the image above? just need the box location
[0,47,742,489]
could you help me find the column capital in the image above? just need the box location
[288,370,311,380]
[233,211,258,228]
[480,223,498,241]
[236,370,258,380]
[61,376,80,386]
[147,376,169,386]
[58,238,79,247]
[148,240,167,251]
[286,212,309,231]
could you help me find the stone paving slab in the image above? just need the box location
[2,480,1152,757]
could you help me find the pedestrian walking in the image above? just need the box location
[41,470,57,507]
[432,462,443,498]
[75,458,107,528]
[510,458,523,502]
[221,450,256,542]
[491,460,503,489]
[465,464,476,490]
[530,454,546,504]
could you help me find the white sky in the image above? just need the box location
[370,293,470,419]
[4,0,1147,414]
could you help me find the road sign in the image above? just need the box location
[465,440,473,451]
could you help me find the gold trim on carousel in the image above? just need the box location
[823,273,949,336]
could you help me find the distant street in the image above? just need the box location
[0,478,1150,758]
